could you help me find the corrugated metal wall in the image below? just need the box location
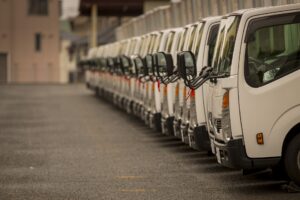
[116,0,300,40]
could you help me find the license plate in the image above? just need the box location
[216,147,221,164]
[210,139,215,154]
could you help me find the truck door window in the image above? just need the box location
[207,24,220,67]
[212,16,240,75]
[188,26,197,51]
[149,35,156,54]
[165,32,175,53]
[193,23,204,59]
[179,29,188,52]
[245,14,300,87]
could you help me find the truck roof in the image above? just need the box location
[231,3,300,17]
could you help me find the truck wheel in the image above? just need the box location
[284,134,300,185]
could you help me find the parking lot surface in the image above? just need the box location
[0,84,299,200]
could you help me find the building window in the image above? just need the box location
[35,33,42,52]
[28,0,48,16]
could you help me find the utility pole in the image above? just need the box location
[90,4,98,48]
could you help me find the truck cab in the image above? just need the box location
[121,37,142,114]
[132,34,153,119]
[148,29,181,131]
[142,32,163,126]
[85,47,98,90]
[199,4,300,185]
[177,16,221,151]
[155,28,182,135]
[131,35,148,117]
[173,23,198,140]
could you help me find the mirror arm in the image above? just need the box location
[139,75,148,83]
[191,73,229,88]
[192,77,210,89]
[162,77,171,85]
[169,74,179,83]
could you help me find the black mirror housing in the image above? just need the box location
[133,56,146,77]
[107,57,114,68]
[120,55,131,75]
[156,52,174,78]
[144,54,153,76]
[177,51,197,81]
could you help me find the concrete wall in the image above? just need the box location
[0,0,60,83]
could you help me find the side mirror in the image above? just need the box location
[156,52,174,78]
[177,51,196,81]
[120,55,131,75]
[99,58,106,70]
[88,59,95,71]
[107,57,114,68]
[133,56,145,77]
[144,54,153,76]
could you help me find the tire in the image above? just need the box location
[154,114,162,132]
[284,134,300,185]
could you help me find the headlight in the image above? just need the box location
[221,91,232,142]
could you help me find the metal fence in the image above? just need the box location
[116,0,300,40]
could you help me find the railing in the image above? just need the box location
[116,0,300,40]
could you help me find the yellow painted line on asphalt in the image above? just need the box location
[120,189,156,193]
[116,176,144,179]
[120,189,146,193]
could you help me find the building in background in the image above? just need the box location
[67,0,170,75]
[0,0,60,83]
[59,20,81,83]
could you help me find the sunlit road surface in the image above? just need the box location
[0,84,298,200]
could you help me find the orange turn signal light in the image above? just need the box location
[222,91,229,109]
[256,133,264,145]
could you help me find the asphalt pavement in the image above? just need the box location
[0,84,299,200]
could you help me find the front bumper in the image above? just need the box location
[180,122,189,144]
[143,109,150,125]
[125,99,134,114]
[86,82,91,89]
[188,125,211,151]
[149,112,162,132]
[173,118,181,138]
[161,116,174,136]
[214,139,280,170]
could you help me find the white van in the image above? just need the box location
[156,28,183,135]
[148,29,181,131]
[193,4,300,184]
[120,37,142,114]
[132,34,153,119]
[172,23,199,139]
[176,16,221,150]
[85,47,98,90]
[142,32,162,125]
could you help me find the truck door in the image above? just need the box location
[239,13,300,158]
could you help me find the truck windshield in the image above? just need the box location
[212,16,240,75]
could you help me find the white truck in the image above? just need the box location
[148,29,181,131]
[175,16,221,151]
[183,4,300,185]
[155,28,183,135]
[172,24,198,139]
